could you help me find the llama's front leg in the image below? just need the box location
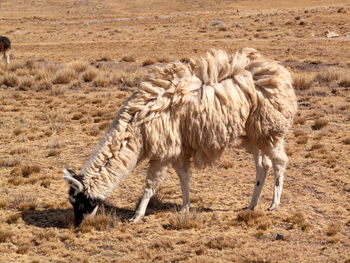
[247,150,271,210]
[267,139,288,211]
[173,163,190,212]
[129,161,167,223]
[5,51,10,65]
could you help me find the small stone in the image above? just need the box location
[235,24,243,28]
[211,20,223,26]
[326,31,339,38]
[295,16,301,20]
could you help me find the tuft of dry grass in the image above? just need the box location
[0,157,20,167]
[236,210,271,230]
[79,213,115,233]
[16,245,29,255]
[142,57,157,66]
[9,147,28,155]
[82,67,98,82]
[53,67,76,84]
[69,60,88,73]
[0,229,12,243]
[20,165,41,177]
[310,142,324,151]
[19,77,35,90]
[315,68,340,83]
[165,210,205,230]
[293,129,306,137]
[293,72,314,90]
[11,196,38,211]
[294,117,306,125]
[343,137,350,145]
[152,238,174,249]
[205,235,236,250]
[0,200,9,209]
[296,135,308,145]
[121,55,136,62]
[311,119,328,130]
[6,214,21,224]
[285,212,311,231]
[72,112,84,120]
[47,149,60,157]
[326,222,342,236]
[93,72,113,87]
[1,72,19,87]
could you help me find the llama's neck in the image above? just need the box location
[80,100,143,200]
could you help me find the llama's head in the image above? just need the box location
[63,169,99,226]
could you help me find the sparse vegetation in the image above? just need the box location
[165,211,205,230]
[285,212,311,231]
[0,229,12,243]
[0,1,349,262]
[326,222,342,236]
[312,119,328,130]
[293,72,313,90]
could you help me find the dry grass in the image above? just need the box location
[79,212,115,233]
[0,157,20,167]
[1,72,19,87]
[293,72,314,90]
[315,68,340,83]
[19,165,41,177]
[236,210,271,230]
[69,60,88,73]
[121,55,136,62]
[165,210,205,230]
[53,67,77,84]
[326,222,342,236]
[0,1,350,262]
[82,67,98,82]
[0,229,12,243]
[205,234,236,250]
[343,137,350,145]
[312,119,328,130]
[285,212,311,231]
[142,57,158,66]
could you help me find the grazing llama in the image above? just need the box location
[0,36,11,64]
[63,48,297,226]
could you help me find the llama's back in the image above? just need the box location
[135,48,297,166]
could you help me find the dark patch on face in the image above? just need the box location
[256,181,260,186]
[69,190,99,226]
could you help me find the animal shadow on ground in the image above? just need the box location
[21,208,74,229]
[21,206,134,228]
[21,200,213,228]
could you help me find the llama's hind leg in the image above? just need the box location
[246,148,271,210]
[266,138,288,211]
[173,162,190,213]
[130,160,168,223]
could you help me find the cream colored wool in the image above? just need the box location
[77,48,297,214]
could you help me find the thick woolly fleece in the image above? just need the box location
[78,48,297,200]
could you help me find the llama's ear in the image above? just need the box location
[90,205,99,218]
[63,169,84,192]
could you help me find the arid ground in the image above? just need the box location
[0,0,350,262]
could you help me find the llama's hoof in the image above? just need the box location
[242,206,254,211]
[267,205,277,211]
[129,215,142,223]
[179,206,190,214]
